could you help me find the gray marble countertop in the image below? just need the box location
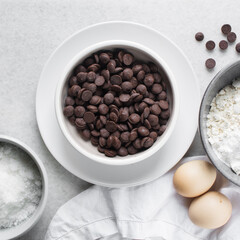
[1,0,240,239]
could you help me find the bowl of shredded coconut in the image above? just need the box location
[0,135,48,240]
[199,60,240,186]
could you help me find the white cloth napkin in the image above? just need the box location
[44,156,240,240]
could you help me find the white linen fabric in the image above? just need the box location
[45,156,240,240]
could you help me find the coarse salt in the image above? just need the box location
[0,143,42,229]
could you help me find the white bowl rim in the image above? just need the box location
[55,40,179,166]
[0,135,48,240]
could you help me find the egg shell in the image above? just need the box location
[189,191,232,229]
[173,160,217,197]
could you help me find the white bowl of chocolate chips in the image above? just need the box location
[55,40,179,165]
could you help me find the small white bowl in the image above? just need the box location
[0,135,48,240]
[55,40,179,165]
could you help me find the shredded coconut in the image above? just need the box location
[207,78,240,174]
[0,142,42,229]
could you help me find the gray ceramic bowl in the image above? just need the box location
[199,60,240,186]
[0,135,48,240]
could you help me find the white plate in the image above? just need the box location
[36,21,200,187]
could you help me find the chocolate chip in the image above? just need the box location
[236,43,240,53]
[221,24,231,35]
[118,147,128,156]
[149,131,158,141]
[110,75,122,85]
[104,93,114,105]
[227,32,237,43]
[144,74,154,87]
[74,106,85,117]
[83,112,95,123]
[160,110,170,120]
[136,84,147,95]
[99,53,110,65]
[143,107,150,118]
[120,132,130,143]
[104,149,117,157]
[133,138,142,149]
[75,118,86,130]
[99,137,106,147]
[151,84,162,94]
[138,126,149,137]
[137,70,145,81]
[195,32,204,41]
[87,105,98,113]
[88,63,100,72]
[143,98,155,105]
[158,91,167,100]
[87,71,96,82]
[98,104,109,115]
[106,121,118,132]
[81,90,92,102]
[206,40,215,50]
[159,100,169,110]
[151,104,161,115]
[107,60,116,73]
[123,53,133,66]
[90,95,101,105]
[63,106,74,117]
[82,129,91,140]
[205,58,216,69]
[101,69,110,81]
[123,68,133,80]
[65,97,75,106]
[149,62,158,73]
[119,94,131,103]
[129,113,141,124]
[132,64,142,75]
[141,137,154,148]
[219,40,228,50]
[121,81,133,92]
[148,114,159,126]
[95,76,105,86]
[158,125,167,136]
[112,136,121,150]
[70,85,81,97]
[100,128,109,138]
[127,145,138,154]
[69,76,78,86]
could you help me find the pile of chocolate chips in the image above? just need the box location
[63,49,170,157]
[195,24,240,69]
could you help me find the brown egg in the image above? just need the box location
[189,191,232,229]
[173,160,217,197]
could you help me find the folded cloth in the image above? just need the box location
[45,156,240,240]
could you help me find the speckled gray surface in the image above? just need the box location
[1,0,240,239]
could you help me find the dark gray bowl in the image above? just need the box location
[199,60,240,186]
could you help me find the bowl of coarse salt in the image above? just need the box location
[199,60,240,187]
[0,135,48,240]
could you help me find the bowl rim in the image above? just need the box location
[199,59,240,186]
[0,135,48,240]
[55,39,180,166]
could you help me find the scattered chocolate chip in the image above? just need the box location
[219,40,228,50]
[227,32,237,43]
[236,43,240,53]
[205,58,216,69]
[221,24,231,35]
[195,32,204,41]
[206,40,215,50]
